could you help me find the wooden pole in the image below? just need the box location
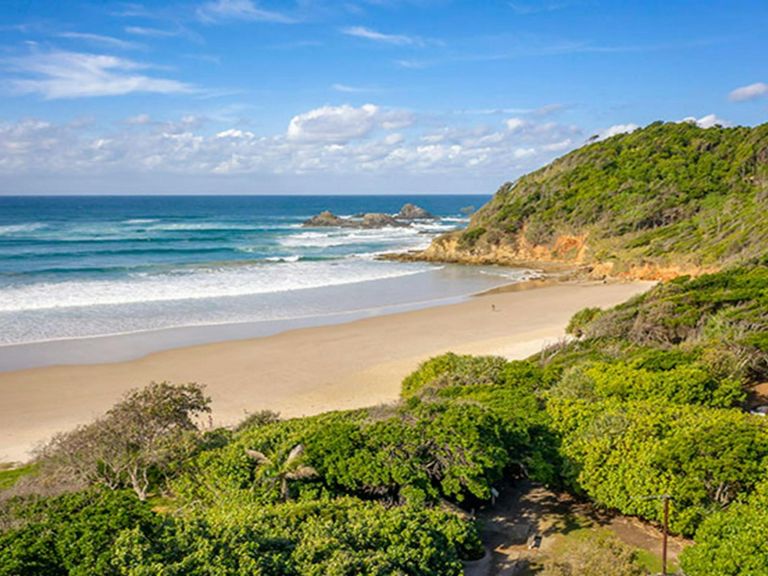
[662,496,669,576]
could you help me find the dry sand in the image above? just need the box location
[0,280,652,462]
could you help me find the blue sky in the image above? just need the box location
[0,0,766,194]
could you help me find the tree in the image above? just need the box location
[36,381,211,500]
[246,443,318,501]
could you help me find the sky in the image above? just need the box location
[0,0,766,195]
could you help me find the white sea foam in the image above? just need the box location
[279,226,431,249]
[0,223,45,235]
[147,222,262,231]
[441,217,471,223]
[0,260,430,312]
[479,268,544,281]
[264,255,301,263]
[122,219,159,224]
[412,222,458,232]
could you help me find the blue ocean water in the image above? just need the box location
[0,195,532,348]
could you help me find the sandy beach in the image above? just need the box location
[0,280,652,462]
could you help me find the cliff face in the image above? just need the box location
[407,121,768,280]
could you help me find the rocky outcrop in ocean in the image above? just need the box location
[303,204,433,228]
[397,203,434,220]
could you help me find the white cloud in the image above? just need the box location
[533,103,566,116]
[197,0,295,23]
[542,139,573,152]
[596,123,639,140]
[287,103,381,143]
[125,26,180,38]
[125,113,152,125]
[395,59,428,69]
[57,32,141,50]
[6,51,195,99]
[380,109,414,130]
[0,105,584,179]
[680,114,729,128]
[215,128,255,139]
[342,26,421,46]
[331,83,374,93]
[729,82,768,102]
[505,118,527,131]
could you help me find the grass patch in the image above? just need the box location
[0,463,37,491]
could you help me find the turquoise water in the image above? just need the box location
[0,195,533,348]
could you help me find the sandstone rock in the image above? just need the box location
[397,203,434,220]
[302,211,346,227]
[361,212,402,227]
[303,210,408,228]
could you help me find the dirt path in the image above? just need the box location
[464,481,690,575]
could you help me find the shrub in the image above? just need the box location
[35,382,210,500]
[680,481,768,576]
[565,306,603,338]
[457,227,486,249]
[401,353,508,398]
[0,490,159,576]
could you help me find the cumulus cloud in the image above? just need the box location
[596,123,639,140]
[729,82,768,102]
[6,51,195,99]
[197,0,295,23]
[215,128,255,139]
[285,103,413,143]
[680,114,729,128]
[505,118,528,131]
[341,26,422,46]
[287,104,381,143]
[0,104,583,179]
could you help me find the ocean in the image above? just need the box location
[0,195,536,366]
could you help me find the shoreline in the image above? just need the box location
[0,279,653,463]
[0,263,541,371]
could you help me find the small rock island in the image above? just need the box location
[303,203,435,229]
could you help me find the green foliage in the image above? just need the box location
[452,121,768,271]
[175,400,511,507]
[0,464,36,492]
[401,353,508,398]
[0,492,480,576]
[566,306,603,337]
[234,409,281,432]
[553,360,744,408]
[680,481,768,576]
[560,263,768,384]
[0,490,159,576]
[535,264,768,540]
[35,381,211,500]
[548,398,768,535]
[457,226,486,249]
[111,498,480,575]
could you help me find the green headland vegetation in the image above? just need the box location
[411,121,768,280]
